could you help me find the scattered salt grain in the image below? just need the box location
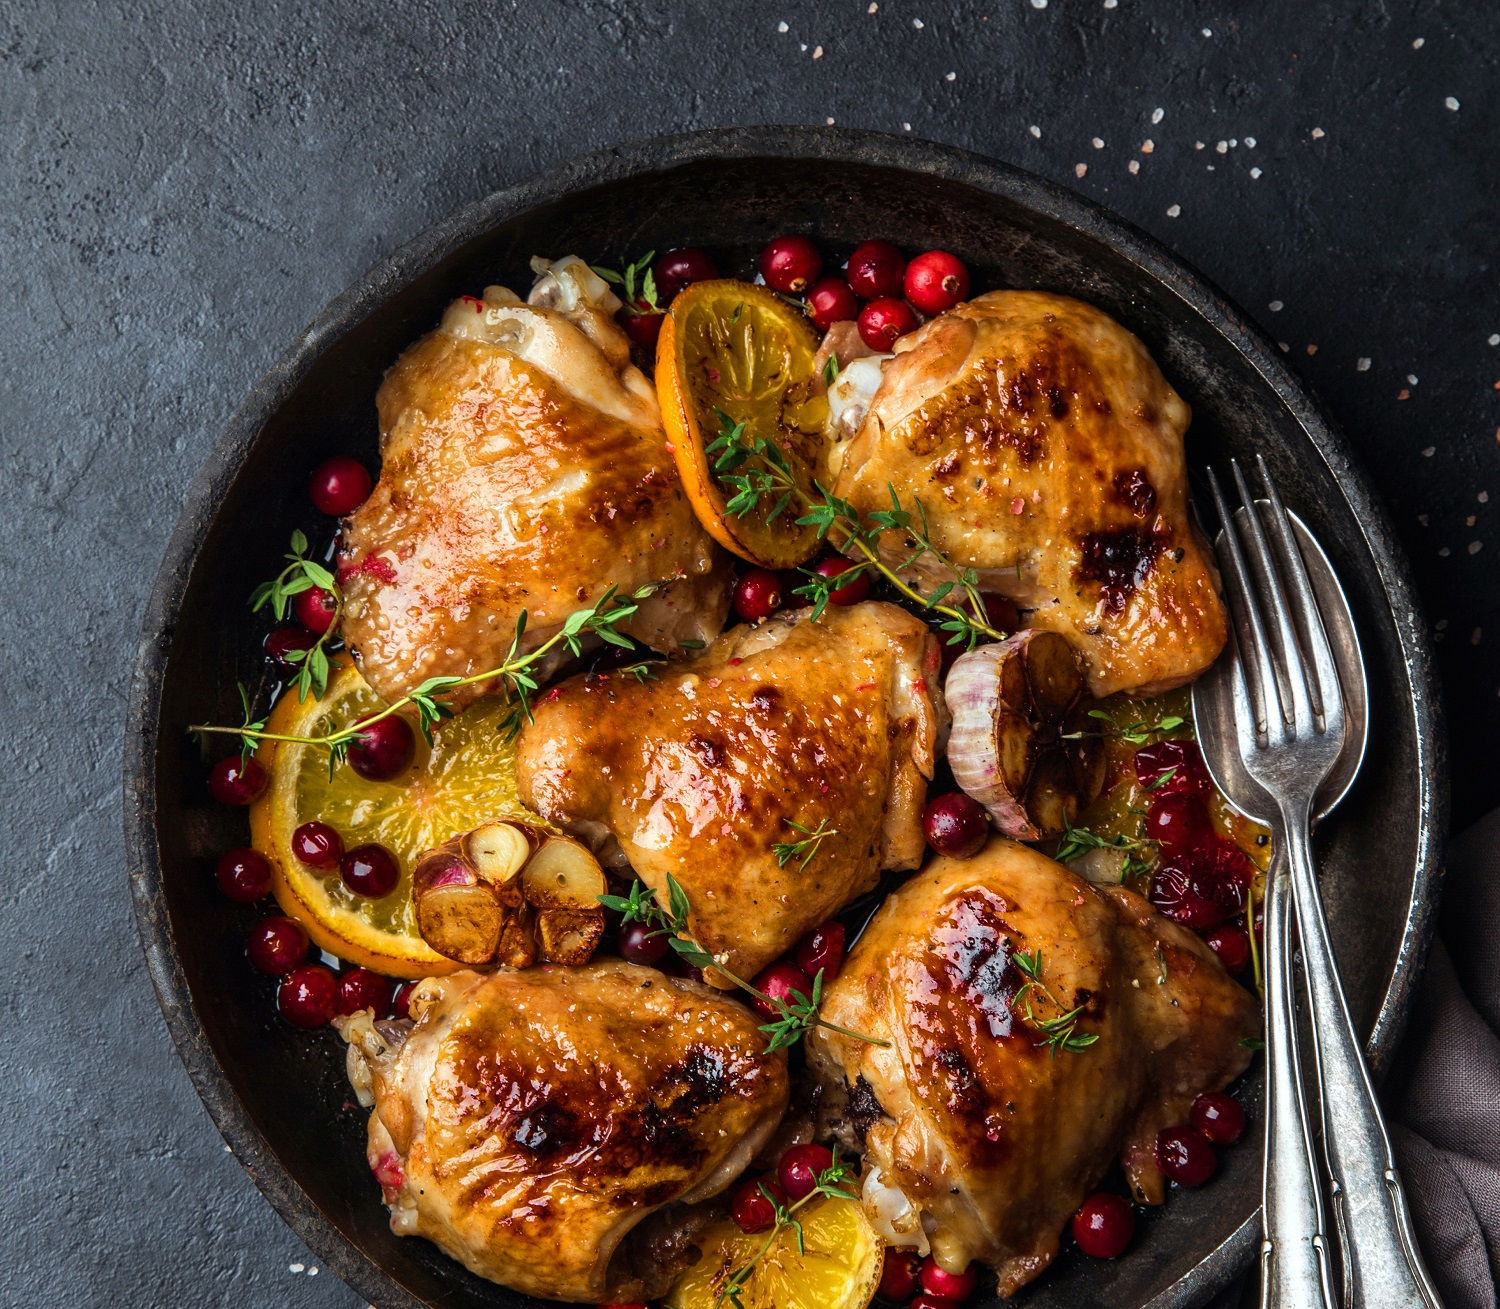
[1407,374,1419,385]
[1278,342,1289,352]
[1152,107,1165,124]
[912,17,924,27]
[800,43,807,51]
[868,2,878,11]
[308,1268,319,1277]
[812,45,823,58]
[778,20,788,32]
[1104,0,1117,8]
[1195,141,1205,150]
[1489,334,1499,346]
[1480,491,1491,503]
[1141,139,1155,153]
[290,1264,305,1274]
[1467,515,1477,527]
[1269,300,1284,311]
[1245,136,1257,147]
[1216,140,1228,154]
[1357,357,1371,371]
[903,122,912,131]
[1030,124,1042,138]
[1413,37,1425,48]
[1032,0,1048,8]
[1166,203,1181,217]
[1422,447,1436,457]
[1093,137,1105,149]
[946,70,956,80]
[1128,160,1141,174]
[825,116,835,125]
[1470,541,1484,555]
[1076,163,1088,177]
[1307,344,1318,355]
[1418,514,1430,527]
[1439,547,1451,556]
[1202,27,1212,37]
[1446,96,1460,111]
[1311,127,1325,139]
[1250,167,1263,179]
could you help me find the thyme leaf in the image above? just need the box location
[771,818,839,870]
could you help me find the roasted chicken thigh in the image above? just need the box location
[515,601,944,981]
[809,837,1257,1295]
[829,290,1228,697]
[339,256,731,708]
[340,962,787,1304]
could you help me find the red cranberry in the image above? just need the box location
[215,848,273,903]
[923,792,990,859]
[622,303,664,347]
[336,967,394,1017]
[1204,922,1252,974]
[278,963,338,1028]
[857,297,920,350]
[777,1142,835,1202]
[904,250,970,315]
[911,1296,963,1309]
[805,276,860,331]
[794,921,846,980]
[879,1250,923,1301]
[618,919,669,967]
[347,715,415,782]
[291,821,343,868]
[208,755,267,806]
[265,624,318,669]
[341,843,400,898]
[391,981,418,1020]
[653,247,719,300]
[247,916,309,976]
[975,592,1022,634]
[733,568,784,622]
[921,1257,978,1300]
[1156,1125,1217,1186]
[308,455,373,516]
[813,556,871,605]
[1072,1192,1135,1258]
[1191,1092,1248,1145]
[1145,792,1215,852]
[730,1175,785,1233]
[1149,858,1231,931]
[752,960,814,1018]
[1133,739,1210,797]
[759,235,822,294]
[846,239,906,299]
[294,584,339,635]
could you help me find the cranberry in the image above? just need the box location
[794,921,847,980]
[622,303,664,348]
[294,584,339,636]
[291,821,344,869]
[215,848,273,903]
[923,792,990,859]
[777,1142,834,1202]
[752,959,814,1019]
[733,568,784,622]
[1072,1192,1135,1258]
[730,1175,785,1233]
[265,624,318,669]
[391,981,418,1020]
[1145,792,1215,852]
[208,755,267,806]
[911,1296,963,1309]
[921,1258,978,1300]
[975,592,1022,635]
[347,715,415,782]
[336,967,394,1017]
[653,247,719,300]
[1149,858,1231,931]
[805,276,860,331]
[247,916,309,976]
[1191,1091,1248,1145]
[618,919,669,967]
[278,963,338,1028]
[341,843,400,898]
[1156,1125,1217,1186]
[1205,922,1252,974]
[904,250,970,316]
[857,297,920,350]
[308,455,373,516]
[1134,739,1210,798]
[759,235,822,294]
[879,1250,923,1301]
[813,556,871,605]
[846,239,906,299]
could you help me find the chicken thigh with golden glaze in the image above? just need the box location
[809,837,1257,1296]
[515,601,944,981]
[340,962,787,1304]
[339,256,731,708]
[828,290,1227,697]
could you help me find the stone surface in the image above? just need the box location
[1,3,1495,1306]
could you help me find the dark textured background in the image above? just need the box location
[4,2,1496,1305]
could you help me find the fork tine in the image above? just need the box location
[1208,467,1281,740]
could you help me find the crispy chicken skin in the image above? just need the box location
[340,257,731,708]
[343,963,787,1304]
[809,838,1257,1295]
[514,602,944,981]
[830,290,1228,697]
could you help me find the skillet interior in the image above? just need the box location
[124,127,1445,1309]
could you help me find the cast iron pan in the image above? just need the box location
[123,127,1446,1309]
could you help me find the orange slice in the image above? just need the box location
[657,279,828,569]
[249,660,539,978]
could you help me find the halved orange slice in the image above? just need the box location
[657,279,828,569]
[249,660,539,978]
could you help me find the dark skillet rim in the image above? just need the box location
[122,125,1448,1309]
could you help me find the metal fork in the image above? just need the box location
[1200,456,1442,1309]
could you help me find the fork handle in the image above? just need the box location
[1260,852,1338,1309]
[1278,804,1445,1309]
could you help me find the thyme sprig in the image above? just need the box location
[1055,817,1156,882]
[714,1148,860,1309]
[1013,948,1099,1056]
[591,250,660,312]
[771,818,839,870]
[250,530,342,702]
[597,877,886,1055]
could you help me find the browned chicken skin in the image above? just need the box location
[514,601,944,981]
[342,962,787,1303]
[809,838,1257,1296]
[340,257,730,709]
[830,290,1228,697]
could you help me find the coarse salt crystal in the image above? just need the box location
[1489,334,1499,346]
[1166,203,1181,217]
[1075,163,1088,177]
[1250,166,1263,178]
[1141,139,1154,152]
[1128,160,1141,174]
[1311,127,1325,139]
[1446,96,1460,111]
[1030,124,1042,138]
[868,2,878,10]
[1413,36,1425,48]
[1357,357,1371,371]
[1422,447,1436,457]
[1439,547,1450,556]
[290,1264,305,1274]
[1269,300,1284,311]
[825,116,835,125]
[1032,0,1048,8]
[812,45,823,58]
[946,70,956,80]
[1470,541,1484,554]
[1152,107,1165,124]
[1202,27,1212,36]
[1408,374,1419,384]
[1093,136,1105,148]
[778,20,788,32]
[1480,491,1491,503]
[903,122,912,131]
[912,17,924,27]
[1245,136,1257,147]
[1216,140,1228,153]
[1104,0,1117,7]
